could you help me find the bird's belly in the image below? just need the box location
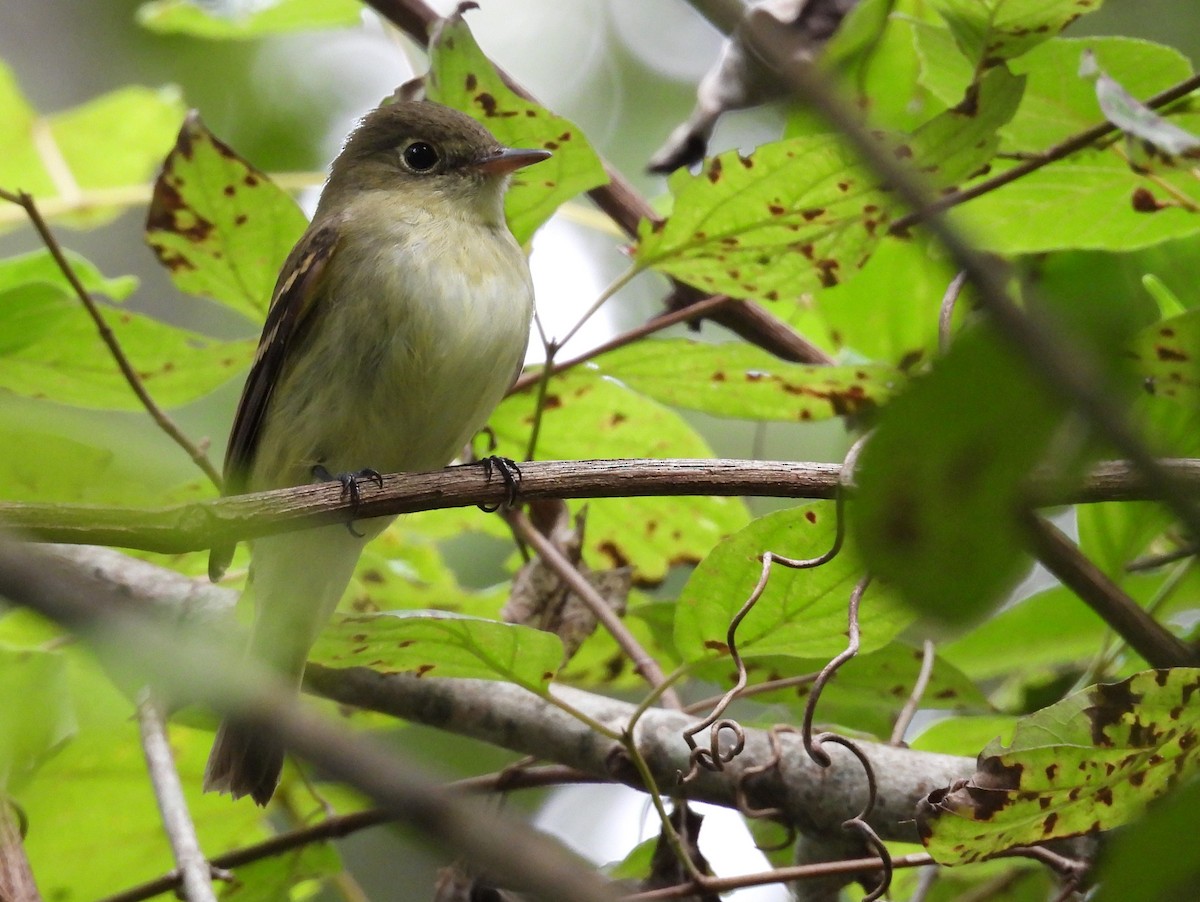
[251,235,532,489]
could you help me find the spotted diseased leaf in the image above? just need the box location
[426,11,607,244]
[917,668,1200,865]
[136,0,362,38]
[145,112,307,321]
[930,0,1106,67]
[595,338,899,423]
[1128,310,1200,407]
[675,503,912,663]
[636,135,895,303]
[490,368,750,585]
[310,611,563,689]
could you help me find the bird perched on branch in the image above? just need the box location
[203,99,549,805]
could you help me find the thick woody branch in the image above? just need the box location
[3,458,1200,553]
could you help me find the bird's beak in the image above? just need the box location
[475,146,552,176]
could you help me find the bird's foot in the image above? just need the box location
[313,465,384,537]
[473,456,522,512]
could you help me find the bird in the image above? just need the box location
[203,99,550,805]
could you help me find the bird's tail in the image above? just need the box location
[203,524,377,805]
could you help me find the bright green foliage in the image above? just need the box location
[0,248,251,409]
[426,12,608,245]
[0,646,74,790]
[636,134,894,302]
[853,327,1067,624]
[930,0,1106,66]
[1128,308,1200,406]
[310,611,563,689]
[0,61,184,230]
[145,113,308,320]
[595,338,899,422]
[137,0,362,38]
[919,668,1200,864]
[675,503,912,663]
[491,369,750,584]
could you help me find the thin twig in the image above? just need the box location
[135,692,219,902]
[510,294,737,395]
[938,271,967,355]
[0,188,223,490]
[505,509,683,709]
[1022,514,1199,668]
[889,73,1200,233]
[890,639,936,746]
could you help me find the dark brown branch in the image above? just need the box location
[364,0,831,364]
[1022,515,1200,669]
[3,458,1200,554]
[890,74,1200,234]
[0,189,224,491]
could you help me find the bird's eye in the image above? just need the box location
[401,141,440,172]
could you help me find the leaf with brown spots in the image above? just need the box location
[594,338,900,423]
[426,11,607,244]
[0,248,253,409]
[675,503,912,663]
[1128,309,1200,406]
[919,668,1200,864]
[853,326,1069,625]
[636,134,895,302]
[489,368,749,585]
[931,0,1107,67]
[309,610,562,688]
[144,112,308,321]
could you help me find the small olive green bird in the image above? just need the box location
[203,100,549,805]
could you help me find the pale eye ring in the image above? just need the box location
[401,141,440,172]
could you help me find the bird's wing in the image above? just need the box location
[208,218,341,582]
[223,218,342,495]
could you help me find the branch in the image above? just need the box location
[4,458,1200,553]
[1022,515,1200,668]
[365,0,832,365]
[0,797,40,902]
[136,693,218,902]
[0,538,620,902]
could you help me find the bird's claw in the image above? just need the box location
[475,456,521,512]
[313,465,384,536]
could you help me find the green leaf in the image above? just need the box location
[1084,50,1200,156]
[137,0,362,38]
[951,150,1200,254]
[905,64,1026,188]
[0,277,253,409]
[675,503,913,663]
[852,327,1066,624]
[918,668,1200,864]
[145,112,308,320]
[0,646,75,789]
[491,368,749,584]
[930,0,1107,66]
[911,714,1018,757]
[594,338,899,422]
[1002,38,1194,151]
[0,60,184,230]
[1128,309,1200,407]
[426,11,608,244]
[636,134,894,302]
[0,247,137,303]
[310,611,563,688]
[1093,778,1200,902]
[217,842,341,900]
